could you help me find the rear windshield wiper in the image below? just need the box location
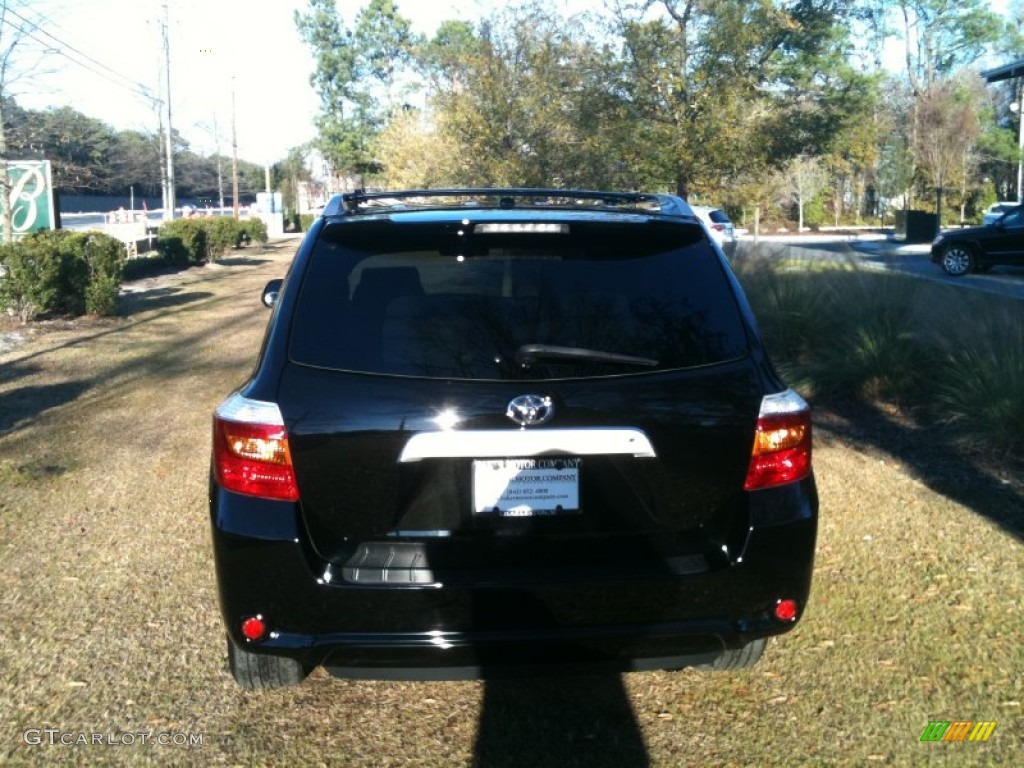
[516,344,658,368]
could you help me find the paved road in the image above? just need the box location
[735,235,1024,301]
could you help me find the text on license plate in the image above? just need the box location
[472,458,581,516]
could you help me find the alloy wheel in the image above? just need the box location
[941,246,973,276]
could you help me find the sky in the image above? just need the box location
[14,0,491,164]
[10,0,1018,168]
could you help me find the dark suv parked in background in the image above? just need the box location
[210,189,818,688]
[931,204,1023,276]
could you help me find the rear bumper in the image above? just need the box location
[210,480,817,678]
[296,625,727,680]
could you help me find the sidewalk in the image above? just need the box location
[741,230,933,256]
[847,232,933,256]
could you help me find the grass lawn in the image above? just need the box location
[0,242,1020,766]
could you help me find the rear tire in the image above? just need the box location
[940,245,975,276]
[227,636,309,689]
[705,638,767,670]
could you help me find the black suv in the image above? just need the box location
[931,204,1023,276]
[210,189,818,688]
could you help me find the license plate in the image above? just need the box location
[472,458,581,517]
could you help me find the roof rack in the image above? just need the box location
[322,188,690,218]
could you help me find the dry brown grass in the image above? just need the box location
[1,241,1020,766]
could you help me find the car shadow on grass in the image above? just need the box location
[473,675,649,768]
[467,589,650,767]
[817,400,1023,544]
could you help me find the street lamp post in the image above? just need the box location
[980,60,1024,204]
[1014,84,1024,203]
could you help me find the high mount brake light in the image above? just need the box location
[474,222,569,234]
[744,390,812,491]
[213,394,299,501]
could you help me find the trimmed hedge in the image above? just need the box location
[0,217,272,322]
[156,216,267,264]
[241,217,268,245]
[157,219,207,265]
[0,230,125,321]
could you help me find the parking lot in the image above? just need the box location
[1,241,1020,766]
[733,235,1024,300]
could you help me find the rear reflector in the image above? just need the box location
[744,390,812,491]
[774,599,799,622]
[241,615,267,641]
[213,394,299,501]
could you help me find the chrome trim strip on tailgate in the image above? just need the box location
[398,428,656,462]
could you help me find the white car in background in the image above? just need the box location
[691,205,738,251]
[982,201,1019,226]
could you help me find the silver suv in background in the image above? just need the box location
[691,205,738,252]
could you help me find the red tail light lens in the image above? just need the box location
[213,394,299,501]
[744,390,812,491]
[241,616,267,641]
[711,223,725,232]
[774,599,799,622]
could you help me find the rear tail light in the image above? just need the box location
[213,393,299,501]
[744,390,812,491]
[711,223,725,232]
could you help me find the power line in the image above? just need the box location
[4,3,149,89]
[1,6,158,104]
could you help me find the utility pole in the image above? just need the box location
[161,1,176,220]
[231,77,239,219]
[213,113,225,212]
[157,103,168,213]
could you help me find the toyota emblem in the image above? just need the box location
[506,395,554,427]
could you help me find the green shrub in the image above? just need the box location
[85,275,120,316]
[42,230,90,315]
[123,252,179,281]
[78,232,125,316]
[734,252,1024,457]
[0,231,83,320]
[0,241,57,322]
[203,216,242,261]
[158,219,207,264]
[803,194,827,229]
[155,234,189,266]
[240,217,268,245]
[0,230,125,320]
[930,306,1024,457]
[154,216,266,263]
[736,253,935,403]
[300,213,315,232]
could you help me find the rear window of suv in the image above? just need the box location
[289,217,749,380]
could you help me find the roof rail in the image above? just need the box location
[321,188,694,218]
